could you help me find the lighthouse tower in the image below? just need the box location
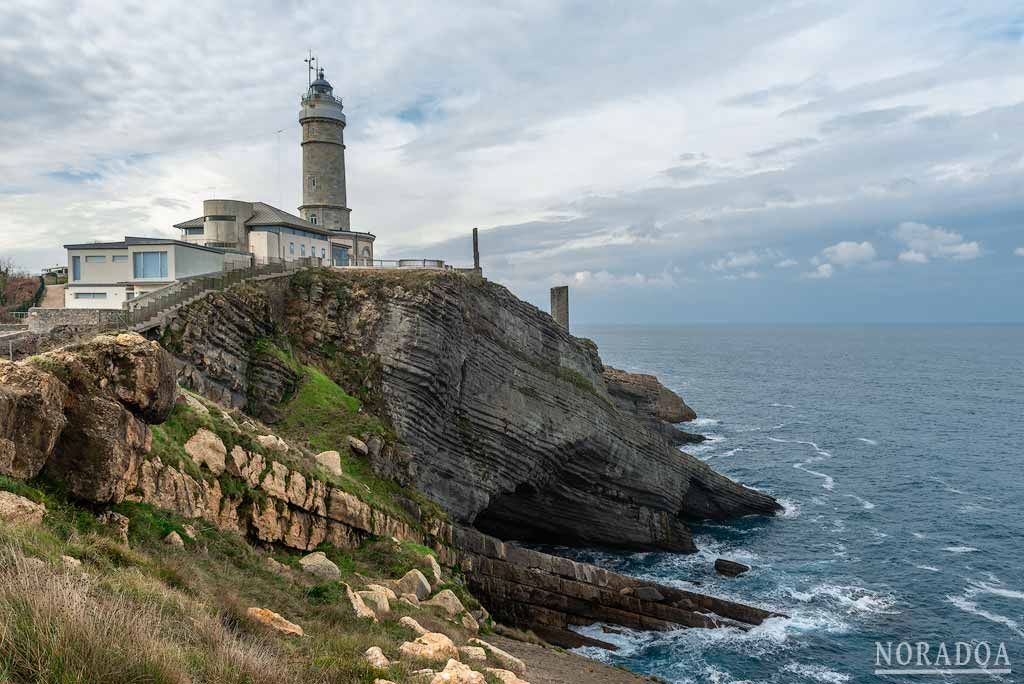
[298,67,351,230]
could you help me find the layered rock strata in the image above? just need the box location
[159,269,779,552]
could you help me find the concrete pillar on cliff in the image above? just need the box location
[472,227,480,270]
[550,286,569,331]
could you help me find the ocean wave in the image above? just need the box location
[686,433,725,456]
[793,462,835,491]
[770,403,796,409]
[948,594,1024,639]
[942,546,979,553]
[768,436,832,459]
[782,662,851,683]
[855,437,877,445]
[845,494,875,510]
[785,583,899,615]
[778,498,801,518]
[915,565,941,572]
[912,532,927,539]
[690,417,720,427]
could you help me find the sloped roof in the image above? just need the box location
[173,216,204,229]
[173,202,331,235]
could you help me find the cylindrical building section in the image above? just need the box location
[298,69,351,231]
[202,199,252,248]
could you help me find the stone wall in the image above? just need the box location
[27,307,125,334]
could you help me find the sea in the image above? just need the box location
[559,324,1024,684]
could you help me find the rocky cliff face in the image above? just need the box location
[160,269,779,553]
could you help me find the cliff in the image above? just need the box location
[157,268,778,553]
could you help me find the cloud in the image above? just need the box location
[821,240,877,266]
[893,222,981,263]
[818,106,925,133]
[803,263,834,279]
[709,250,764,272]
[776,258,799,268]
[724,270,761,280]
[1014,247,1024,257]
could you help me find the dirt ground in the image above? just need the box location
[489,635,656,684]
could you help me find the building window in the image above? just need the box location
[132,251,168,279]
[361,247,371,257]
[85,255,105,263]
[184,227,204,235]
[72,256,80,281]
[309,176,317,190]
[74,292,107,300]
[321,247,326,258]
[289,242,295,255]
[310,214,318,225]
[112,255,129,263]
[301,244,306,257]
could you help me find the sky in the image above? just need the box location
[1,1,1022,323]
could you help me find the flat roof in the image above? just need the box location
[63,236,243,255]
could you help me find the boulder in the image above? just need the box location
[426,553,443,587]
[400,615,429,636]
[400,595,421,609]
[315,450,342,476]
[181,524,197,539]
[409,672,436,684]
[397,569,432,600]
[0,492,46,526]
[256,434,288,453]
[265,557,288,575]
[358,589,391,615]
[468,639,526,676]
[602,365,696,423]
[460,613,480,633]
[246,607,303,637]
[184,428,226,475]
[634,586,665,602]
[458,646,487,663]
[429,659,486,684]
[181,392,210,415]
[345,583,378,622]
[484,669,529,684]
[364,646,390,669]
[300,551,341,580]
[0,360,68,479]
[399,632,459,664]
[423,589,466,617]
[366,583,397,600]
[347,436,368,456]
[163,531,185,548]
[227,446,264,487]
[714,558,751,577]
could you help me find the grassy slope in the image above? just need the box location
[0,475,497,684]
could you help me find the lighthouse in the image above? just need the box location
[298,66,351,231]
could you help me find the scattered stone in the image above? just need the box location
[256,434,288,453]
[364,646,390,669]
[714,558,751,577]
[400,615,429,635]
[601,625,624,635]
[181,392,210,415]
[399,632,459,664]
[484,668,529,684]
[397,568,432,600]
[460,613,480,633]
[0,491,46,526]
[426,553,443,587]
[181,524,197,540]
[246,607,303,637]
[184,428,226,475]
[358,589,391,615]
[265,557,288,574]
[315,450,342,476]
[367,435,383,458]
[347,436,368,456]
[430,659,486,684]
[634,586,665,602]
[374,680,398,684]
[299,551,341,580]
[345,583,378,622]
[366,583,397,600]
[218,409,239,431]
[163,531,185,548]
[470,605,490,625]
[423,589,465,617]
[60,554,82,570]
[459,646,487,663]
[97,510,130,544]
[409,671,436,684]
[401,592,421,607]
[468,639,526,676]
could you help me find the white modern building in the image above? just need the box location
[63,236,249,309]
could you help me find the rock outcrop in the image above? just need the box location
[602,366,706,446]
[159,270,778,552]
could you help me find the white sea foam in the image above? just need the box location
[948,594,1024,638]
[686,433,725,457]
[768,436,832,459]
[915,565,941,572]
[720,447,744,458]
[690,417,720,427]
[912,532,927,539]
[785,583,899,615]
[778,498,801,518]
[782,662,851,683]
[793,462,835,490]
[942,546,979,553]
[770,403,796,409]
[855,437,877,445]
[845,494,875,510]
